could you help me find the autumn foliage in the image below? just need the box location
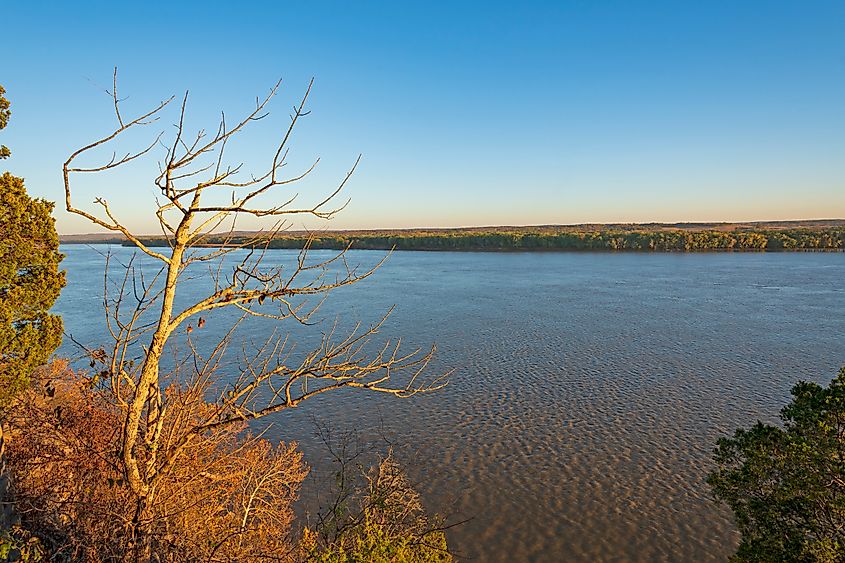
[5,361,453,562]
[5,361,307,562]
[0,75,452,562]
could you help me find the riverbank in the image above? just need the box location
[60,221,845,252]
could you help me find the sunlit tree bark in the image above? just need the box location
[62,69,446,557]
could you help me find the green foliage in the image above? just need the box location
[0,85,10,159]
[0,84,65,405]
[0,172,65,406]
[708,368,845,562]
[0,526,46,562]
[304,518,451,563]
[303,452,453,562]
[135,227,845,253]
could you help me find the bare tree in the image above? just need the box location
[60,70,446,558]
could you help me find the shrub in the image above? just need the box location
[302,453,453,562]
[708,367,845,562]
[5,362,307,562]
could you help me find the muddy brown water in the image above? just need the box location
[58,247,845,562]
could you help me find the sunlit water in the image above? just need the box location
[56,246,845,562]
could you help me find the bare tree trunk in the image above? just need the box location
[61,70,447,556]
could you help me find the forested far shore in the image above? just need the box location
[60,226,845,252]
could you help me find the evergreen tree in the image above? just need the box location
[0,85,10,159]
[708,368,845,562]
[0,84,65,405]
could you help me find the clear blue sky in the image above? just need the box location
[3,1,844,234]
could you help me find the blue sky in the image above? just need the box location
[2,1,844,234]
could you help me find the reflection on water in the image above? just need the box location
[57,247,845,562]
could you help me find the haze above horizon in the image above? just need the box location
[3,1,844,235]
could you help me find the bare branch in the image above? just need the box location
[58,74,448,557]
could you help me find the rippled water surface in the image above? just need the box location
[56,247,845,562]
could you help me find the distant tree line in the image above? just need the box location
[133,228,845,252]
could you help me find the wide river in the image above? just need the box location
[56,246,844,562]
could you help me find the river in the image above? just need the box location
[55,246,845,562]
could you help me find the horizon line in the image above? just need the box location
[57,218,845,238]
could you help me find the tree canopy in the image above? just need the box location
[0,85,10,159]
[129,227,845,253]
[0,84,65,405]
[708,368,845,562]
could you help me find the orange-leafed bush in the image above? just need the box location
[5,361,307,562]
